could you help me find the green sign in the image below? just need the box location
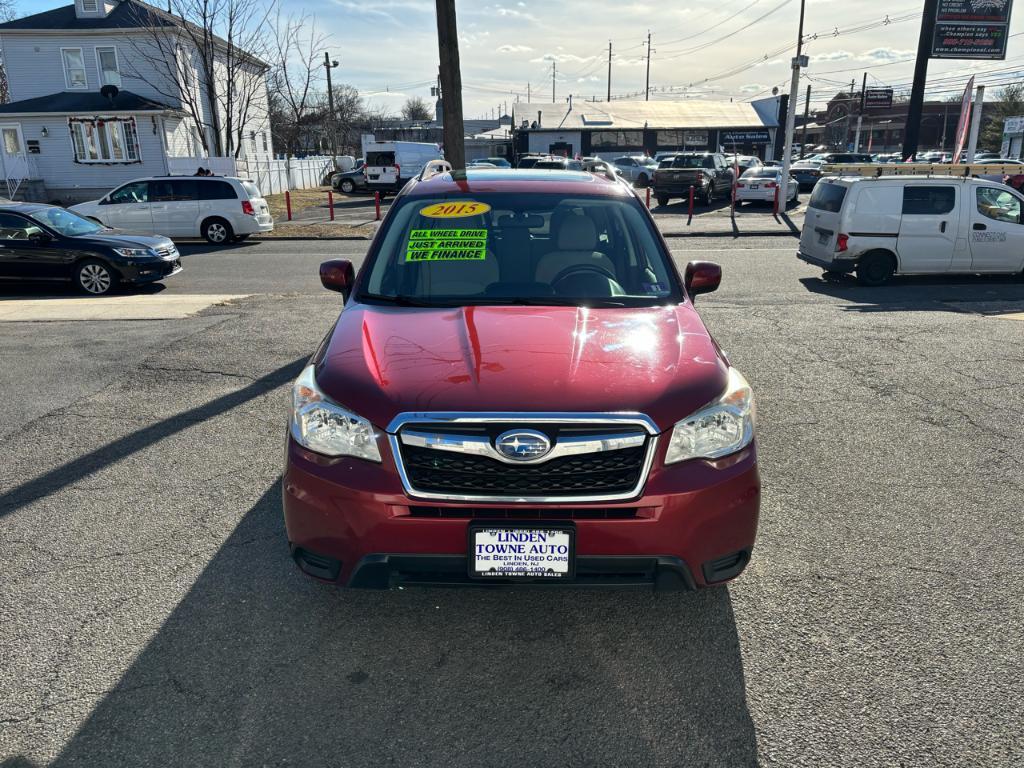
[406,229,488,261]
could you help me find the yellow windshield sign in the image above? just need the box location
[419,201,492,218]
[406,229,487,261]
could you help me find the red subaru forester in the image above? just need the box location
[283,168,760,589]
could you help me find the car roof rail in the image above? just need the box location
[418,160,453,181]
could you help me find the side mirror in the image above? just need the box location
[320,258,355,299]
[684,260,722,298]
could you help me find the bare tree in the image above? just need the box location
[267,9,326,156]
[120,0,275,157]
[0,0,17,103]
[400,96,432,122]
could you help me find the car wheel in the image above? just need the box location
[856,251,896,286]
[202,217,233,245]
[75,259,116,296]
[704,184,714,206]
[636,173,649,188]
[340,179,355,194]
[656,195,669,207]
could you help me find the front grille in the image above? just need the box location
[408,506,640,519]
[155,246,178,258]
[398,442,648,498]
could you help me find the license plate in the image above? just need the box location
[369,174,379,180]
[469,525,575,580]
[750,184,759,189]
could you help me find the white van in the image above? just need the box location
[798,176,1024,285]
[360,140,444,195]
[71,176,273,244]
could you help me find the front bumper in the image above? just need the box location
[797,250,857,273]
[283,435,761,589]
[122,259,182,283]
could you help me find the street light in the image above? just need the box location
[324,53,340,164]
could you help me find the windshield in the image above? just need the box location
[361,192,682,308]
[741,169,779,179]
[29,207,103,237]
[662,156,707,169]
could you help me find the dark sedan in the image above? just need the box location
[331,161,367,194]
[0,203,181,295]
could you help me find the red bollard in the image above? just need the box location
[374,191,381,221]
[328,190,335,221]
[773,184,780,215]
[285,190,292,221]
[688,185,694,217]
[645,187,651,209]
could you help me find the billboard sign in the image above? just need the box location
[720,129,771,144]
[932,0,1013,59]
[864,88,894,109]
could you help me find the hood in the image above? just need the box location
[315,303,728,433]
[78,230,175,249]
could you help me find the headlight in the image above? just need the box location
[113,247,158,258]
[290,365,381,461]
[664,367,756,464]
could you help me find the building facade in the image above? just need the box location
[0,0,274,202]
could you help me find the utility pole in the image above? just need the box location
[644,32,652,101]
[966,84,985,161]
[854,72,867,151]
[607,40,612,102]
[800,83,811,158]
[435,0,465,170]
[903,0,938,160]
[551,60,556,103]
[779,0,806,192]
[323,52,339,164]
[527,82,531,103]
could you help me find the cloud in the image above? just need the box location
[812,50,853,62]
[494,5,537,20]
[530,52,599,64]
[498,44,533,53]
[862,47,915,60]
[738,83,767,94]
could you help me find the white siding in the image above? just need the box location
[12,115,169,202]
[0,32,183,105]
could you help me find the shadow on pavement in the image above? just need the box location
[0,282,168,299]
[0,357,306,520]
[39,481,759,767]
[800,273,1024,314]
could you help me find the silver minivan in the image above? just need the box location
[72,176,273,244]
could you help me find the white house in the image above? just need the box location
[0,0,274,203]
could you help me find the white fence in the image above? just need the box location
[166,155,334,195]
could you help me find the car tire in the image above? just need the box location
[656,195,669,207]
[704,184,714,206]
[636,173,649,188]
[75,259,116,296]
[202,217,233,245]
[856,251,896,286]
[340,179,355,194]
[232,234,250,243]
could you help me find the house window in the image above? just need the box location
[69,118,141,163]
[2,128,21,154]
[96,47,121,87]
[62,48,88,89]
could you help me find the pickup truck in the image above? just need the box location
[653,153,734,207]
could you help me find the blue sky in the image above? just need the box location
[12,0,1024,117]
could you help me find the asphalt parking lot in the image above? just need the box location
[2,235,1023,766]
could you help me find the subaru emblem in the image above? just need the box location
[495,429,552,461]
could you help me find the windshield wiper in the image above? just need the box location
[358,292,449,307]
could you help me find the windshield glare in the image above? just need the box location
[362,193,681,307]
[30,207,103,237]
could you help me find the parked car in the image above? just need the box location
[798,175,1024,285]
[611,156,658,187]
[360,140,444,195]
[734,167,799,206]
[653,152,734,206]
[331,159,367,194]
[790,159,826,190]
[732,155,763,173]
[284,168,761,589]
[71,176,272,244]
[581,157,620,177]
[0,203,180,295]
[533,157,584,171]
[816,152,875,165]
[469,157,512,168]
[516,154,550,169]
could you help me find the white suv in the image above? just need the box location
[71,176,273,244]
